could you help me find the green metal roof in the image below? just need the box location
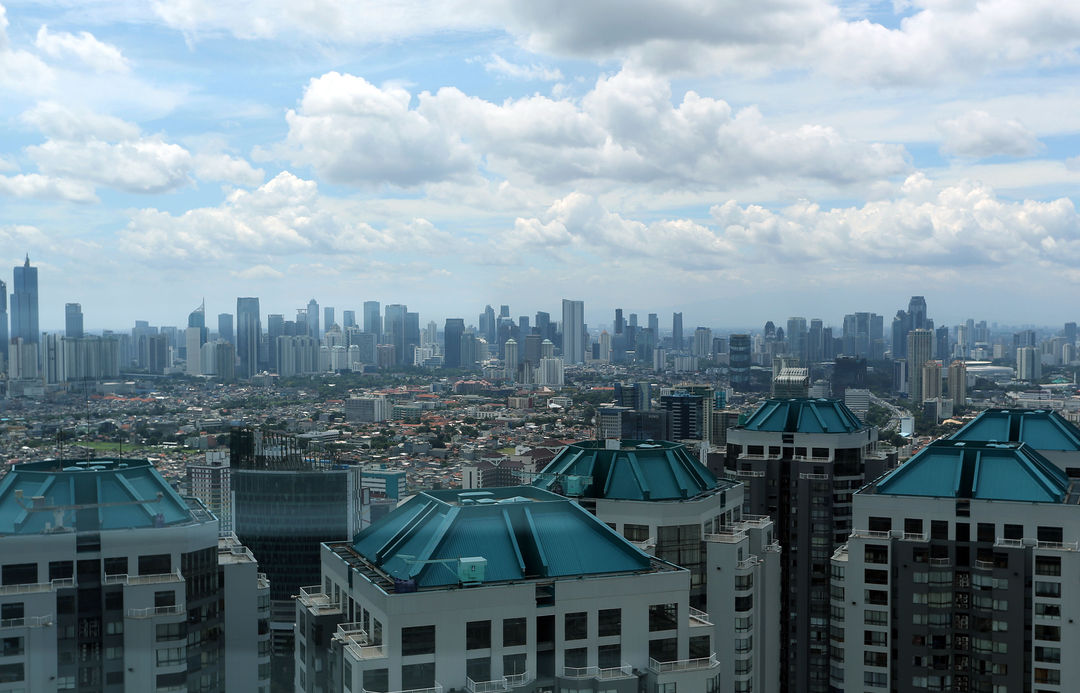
[351,486,652,587]
[950,408,1080,451]
[739,398,866,434]
[535,440,725,501]
[870,440,1071,503]
[0,459,198,535]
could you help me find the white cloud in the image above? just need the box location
[232,264,284,280]
[34,25,129,73]
[938,110,1041,159]
[282,69,908,192]
[0,173,98,202]
[0,4,54,94]
[483,54,562,81]
[117,171,462,265]
[18,102,264,194]
[282,72,476,187]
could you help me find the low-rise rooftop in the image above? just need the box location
[950,408,1080,451]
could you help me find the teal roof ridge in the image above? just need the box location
[951,408,1080,451]
[740,398,866,434]
[871,440,1070,503]
[535,439,721,501]
[351,486,652,586]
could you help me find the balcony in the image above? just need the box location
[0,615,52,629]
[257,573,270,590]
[0,578,75,595]
[799,472,830,480]
[1038,540,1079,552]
[126,603,185,619]
[334,623,386,661]
[648,653,720,674]
[737,556,760,571]
[850,529,891,540]
[362,686,443,693]
[104,569,184,587]
[704,528,746,544]
[741,515,771,528]
[560,664,633,681]
[466,671,534,691]
[688,607,712,627]
[298,586,341,615]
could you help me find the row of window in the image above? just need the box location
[867,517,1064,544]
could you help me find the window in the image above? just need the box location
[1,563,37,586]
[1035,625,1060,641]
[1,637,23,657]
[401,663,435,689]
[565,612,588,640]
[154,591,176,608]
[735,595,753,612]
[138,554,170,575]
[598,608,620,637]
[649,603,678,632]
[864,631,887,646]
[503,618,526,647]
[564,647,587,669]
[1035,582,1061,598]
[1035,668,1061,685]
[363,669,388,693]
[1035,646,1061,663]
[904,518,923,535]
[1003,524,1023,540]
[104,590,123,611]
[1038,526,1063,543]
[689,635,711,658]
[466,657,490,682]
[598,644,621,668]
[1035,556,1061,576]
[0,664,24,684]
[868,517,891,532]
[156,623,185,642]
[734,573,754,590]
[466,621,490,650]
[401,625,435,656]
[1035,603,1061,619]
[864,651,887,667]
[930,520,948,540]
[49,561,74,581]
[503,653,526,676]
[864,569,888,585]
[864,545,888,564]
[1,603,24,621]
[649,638,677,663]
[103,557,127,576]
[624,524,649,542]
[155,647,185,666]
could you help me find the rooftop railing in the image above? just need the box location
[649,653,720,674]
[126,603,185,619]
[0,578,74,596]
[688,607,712,627]
[559,664,633,680]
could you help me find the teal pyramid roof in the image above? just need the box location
[535,440,721,501]
[871,440,1070,503]
[739,398,865,434]
[950,408,1080,451]
[351,487,651,587]
[0,459,197,535]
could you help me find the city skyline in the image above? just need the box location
[2,3,1080,328]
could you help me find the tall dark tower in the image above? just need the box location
[444,318,465,368]
[306,298,320,340]
[908,295,928,330]
[0,279,7,372]
[672,311,684,350]
[65,303,84,338]
[11,255,38,344]
[236,297,261,379]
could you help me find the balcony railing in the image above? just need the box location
[737,556,760,571]
[799,472,830,480]
[466,671,534,692]
[104,569,184,587]
[688,607,712,627]
[704,529,746,544]
[741,515,771,528]
[363,685,443,693]
[126,603,185,619]
[0,578,74,595]
[1038,541,1079,551]
[649,653,720,673]
[0,615,52,629]
[560,664,633,680]
[298,586,340,614]
[850,529,891,540]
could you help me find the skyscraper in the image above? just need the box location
[266,313,283,372]
[323,306,334,331]
[948,359,967,410]
[218,312,233,344]
[10,255,38,345]
[384,304,407,364]
[236,297,261,379]
[648,312,659,335]
[907,328,934,402]
[908,295,928,330]
[672,311,684,350]
[443,318,465,368]
[787,316,807,363]
[0,280,8,373]
[307,298,320,340]
[342,309,356,328]
[561,298,584,364]
[363,300,381,336]
[64,302,83,338]
[614,307,624,334]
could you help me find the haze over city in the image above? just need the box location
[2,1,1080,325]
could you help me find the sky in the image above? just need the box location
[2,0,1080,331]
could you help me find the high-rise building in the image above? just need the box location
[10,255,38,345]
[1065,321,1077,345]
[908,294,928,330]
[405,310,420,364]
[614,381,651,411]
[614,307,624,334]
[503,337,519,381]
[0,279,7,373]
[536,356,564,386]
[323,306,334,331]
[384,304,407,365]
[297,486,727,693]
[236,297,261,379]
[307,298,320,340]
[266,312,283,372]
[185,326,203,375]
[0,458,270,693]
[188,450,234,532]
[535,310,552,340]
[693,327,713,360]
[230,428,363,691]
[64,302,83,338]
[342,310,356,328]
[725,334,749,388]
[786,317,807,363]
[561,299,584,364]
[443,318,465,368]
[660,392,705,440]
[921,360,942,401]
[672,311,684,350]
[536,440,780,693]
[725,398,894,693]
[907,328,934,402]
[362,300,381,336]
[218,312,233,344]
[948,359,967,410]
[831,437,1079,693]
[1017,345,1042,382]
